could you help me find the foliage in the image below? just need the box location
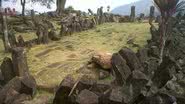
[153,0,185,63]
[31,0,55,9]
[65,5,74,11]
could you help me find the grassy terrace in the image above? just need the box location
[0,22,151,101]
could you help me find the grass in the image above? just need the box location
[0,22,151,102]
[0,22,151,86]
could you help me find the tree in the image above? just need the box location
[154,0,185,64]
[56,0,66,15]
[1,9,11,52]
[21,0,26,16]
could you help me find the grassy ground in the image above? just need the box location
[0,22,151,102]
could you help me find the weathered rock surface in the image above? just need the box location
[53,75,75,104]
[119,48,144,71]
[111,53,131,86]
[76,89,99,104]
[0,57,15,83]
[12,47,29,77]
[92,52,112,70]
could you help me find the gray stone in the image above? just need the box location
[119,47,144,72]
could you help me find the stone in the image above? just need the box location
[136,48,149,66]
[0,57,15,83]
[99,70,110,80]
[148,46,160,58]
[111,53,131,86]
[75,76,96,92]
[11,94,31,104]
[144,58,158,78]
[17,35,25,47]
[53,75,75,104]
[12,47,29,77]
[100,87,123,104]
[152,56,176,88]
[76,89,99,104]
[0,74,36,104]
[119,47,144,71]
[48,29,60,41]
[92,52,112,70]
[109,87,123,104]
[125,70,149,102]
[141,92,177,104]
[0,77,22,104]
[90,81,111,94]
[4,88,20,104]
[0,71,4,85]
[20,74,37,96]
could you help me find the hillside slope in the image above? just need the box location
[111,0,157,16]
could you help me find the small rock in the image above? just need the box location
[99,70,110,80]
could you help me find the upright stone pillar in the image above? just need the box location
[12,47,29,77]
[130,6,136,22]
[149,6,155,21]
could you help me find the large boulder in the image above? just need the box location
[92,52,112,70]
[119,48,144,72]
[111,53,131,86]
[0,57,15,83]
[53,75,75,104]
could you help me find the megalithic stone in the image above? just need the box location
[0,57,15,83]
[11,47,29,77]
[149,6,155,20]
[130,6,136,22]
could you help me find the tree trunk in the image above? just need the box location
[1,10,11,52]
[21,0,26,16]
[56,0,66,15]
[159,17,167,64]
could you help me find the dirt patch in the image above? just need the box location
[35,49,53,57]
